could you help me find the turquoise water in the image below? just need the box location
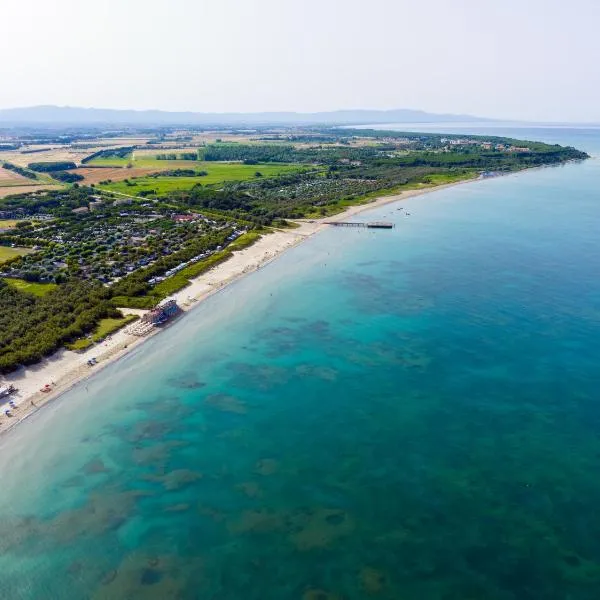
[2,129,600,599]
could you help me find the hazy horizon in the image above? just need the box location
[2,0,599,122]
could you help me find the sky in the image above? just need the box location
[1,0,599,122]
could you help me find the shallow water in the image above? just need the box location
[1,129,600,599]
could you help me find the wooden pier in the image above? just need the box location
[325,221,395,229]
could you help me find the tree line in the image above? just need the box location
[3,162,38,180]
[81,147,134,164]
[28,161,77,173]
[155,152,198,161]
[0,279,120,373]
[51,171,85,183]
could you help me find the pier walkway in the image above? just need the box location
[325,221,395,229]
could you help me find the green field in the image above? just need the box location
[417,170,479,185]
[89,156,183,168]
[89,157,206,169]
[65,338,94,351]
[92,315,138,341]
[0,246,34,264]
[99,162,304,195]
[2,277,57,296]
[66,315,138,351]
[0,220,18,228]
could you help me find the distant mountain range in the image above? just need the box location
[0,105,495,127]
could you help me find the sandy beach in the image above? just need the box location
[0,179,475,436]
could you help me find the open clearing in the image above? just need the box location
[66,315,138,350]
[72,166,159,185]
[0,220,18,229]
[0,246,35,264]
[88,155,300,170]
[2,278,57,296]
[132,148,199,159]
[92,315,138,342]
[0,184,63,198]
[99,162,304,195]
[0,139,152,169]
[0,147,86,168]
[88,156,201,168]
[0,166,59,187]
[0,167,29,186]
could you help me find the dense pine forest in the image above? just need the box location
[0,280,119,372]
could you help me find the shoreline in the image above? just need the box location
[0,175,481,437]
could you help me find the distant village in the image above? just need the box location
[440,139,531,152]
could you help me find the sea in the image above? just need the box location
[1,125,600,599]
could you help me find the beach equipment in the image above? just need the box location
[0,384,16,398]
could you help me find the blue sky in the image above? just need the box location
[1,0,599,122]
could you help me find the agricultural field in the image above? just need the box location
[0,138,154,169]
[132,148,200,159]
[99,162,304,195]
[0,246,34,264]
[78,137,152,147]
[0,184,63,198]
[72,166,159,185]
[86,155,197,168]
[0,166,29,187]
[0,162,65,197]
[2,278,57,296]
[83,155,132,167]
[0,146,87,168]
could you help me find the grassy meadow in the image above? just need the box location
[99,162,303,195]
[0,220,18,229]
[418,170,479,185]
[66,315,138,351]
[0,247,34,264]
[92,315,138,341]
[88,155,198,169]
[2,278,57,296]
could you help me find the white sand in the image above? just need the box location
[0,179,476,435]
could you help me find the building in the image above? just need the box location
[141,299,180,325]
[173,214,196,223]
